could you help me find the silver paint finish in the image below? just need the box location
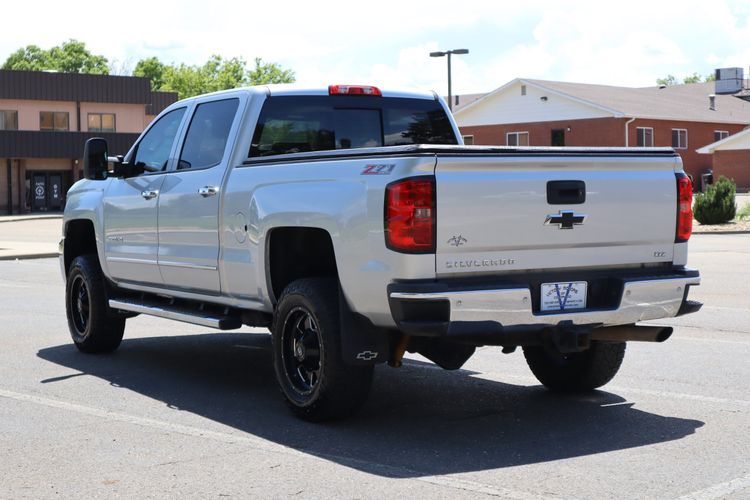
[102,174,166,285]
[62,84,697,332]
[434,155,679,277]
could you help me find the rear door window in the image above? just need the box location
[250,95,456,157]
[178,98,239,170]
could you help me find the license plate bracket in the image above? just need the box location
[540,281,587,312]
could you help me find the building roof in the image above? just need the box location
[697,126,750,154]
[456,78,750,125]
[447,93,486,113]
[0,70,177,115]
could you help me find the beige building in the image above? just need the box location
[0,70,176,214]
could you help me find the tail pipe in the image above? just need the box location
[591,325,673,343]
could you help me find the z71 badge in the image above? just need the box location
[361,164,395,175]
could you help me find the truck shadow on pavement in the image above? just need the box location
[37,332,704,478]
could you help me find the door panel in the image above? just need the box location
[157,170,221,291]
[103,175,166,284]
[102,106,188,285]
[157,98,240,293]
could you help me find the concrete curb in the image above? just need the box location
[0,215,62,223]
[693,230,750,235]
[0,253,59,261]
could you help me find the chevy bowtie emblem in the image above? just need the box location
[356,351,379,361]
[545,210,586,229]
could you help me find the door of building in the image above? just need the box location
[32,174,47,211]
[28,172,67,212]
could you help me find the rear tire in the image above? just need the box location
[523,341,626,391]
[272,278,373,421]
[65,254,125,353]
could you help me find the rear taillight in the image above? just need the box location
[385,177,435,253]
[328,85,382,96]
[676,173,693,242]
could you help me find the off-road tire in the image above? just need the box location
[65,254,125,353]
[272,278,373,421]
[523,341,626,391]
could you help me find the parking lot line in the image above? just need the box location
[0,387,550,499]
[676,472,750,500]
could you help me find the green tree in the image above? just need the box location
[656,74,678,86]
[2,39,108,74]
[133,56,167,89]
[135,55,295,98]
[247,57,295,85]
[2,45,49,71]
[657,72,717,86]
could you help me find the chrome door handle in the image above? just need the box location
[141,190,159,200]
[198,186,219,197]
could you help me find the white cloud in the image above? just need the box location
[3,0,750,96]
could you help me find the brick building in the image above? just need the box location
[697,127,750,188]
[0,70,177,214]
[453,78,750,185]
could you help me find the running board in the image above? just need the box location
[109,298,242,330]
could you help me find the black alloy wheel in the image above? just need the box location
[281,307,324,396]
[65,254,125,353]
[271,278,373,421]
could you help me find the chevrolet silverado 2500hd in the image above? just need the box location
[60,84,701,421]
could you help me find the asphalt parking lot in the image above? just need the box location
[0,234,748,499]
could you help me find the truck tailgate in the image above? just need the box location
[434,152,679,276]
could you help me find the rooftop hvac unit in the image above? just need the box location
[714,67,744,94]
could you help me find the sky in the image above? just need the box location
[3,0,750,96]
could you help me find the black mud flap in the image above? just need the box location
[339,289,390,366]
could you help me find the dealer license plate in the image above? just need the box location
[540,282,587,312]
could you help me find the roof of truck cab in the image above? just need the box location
[169,84,438,106]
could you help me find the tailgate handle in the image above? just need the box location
[547,180,586,204]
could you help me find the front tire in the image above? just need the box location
[523,341,626,391]
[272,278,373,421]
[65,254,125,353]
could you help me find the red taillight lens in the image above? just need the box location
[676,173,693,242]
[328,85,382,96]
[385,177,435,253]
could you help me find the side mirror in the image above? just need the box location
[83,138,109,180]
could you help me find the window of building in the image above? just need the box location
[40,111,69,131]
[506,131,529,146]
[671,128,688,149]
[0,110,18,130]
[636,127,653,147]
[551,129,565,146]
[714,130,729,142]
[462,135,474,145]
[178,98,240,170]
[521,85,526,96]
[88,113,116,132]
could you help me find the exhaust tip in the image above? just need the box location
[656,327,673,342]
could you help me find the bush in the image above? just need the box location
[693,176,737,224]
[738,203,750,221]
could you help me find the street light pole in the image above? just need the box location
[430,48,469,111]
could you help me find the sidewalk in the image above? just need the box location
[0,214,62,224]
[0,216,62,260]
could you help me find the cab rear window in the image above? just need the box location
[249,95,457,157]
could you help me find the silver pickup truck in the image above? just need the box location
[60,84,701,420]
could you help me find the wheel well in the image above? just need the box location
[63,219,98,276]
[267,227,337,303]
